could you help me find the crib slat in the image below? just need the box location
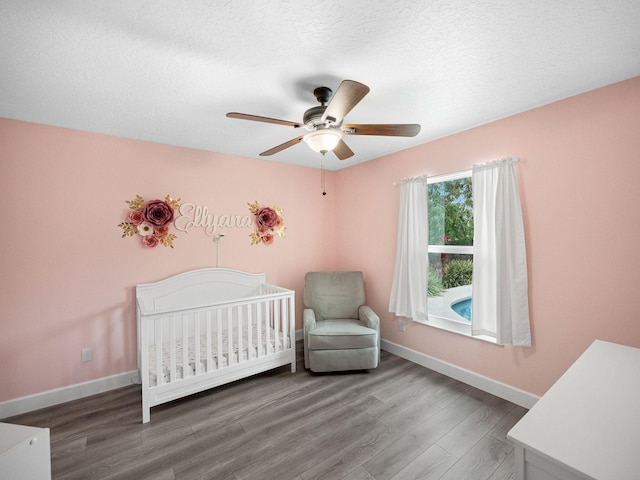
[279,298,289,350]
[194,312,201,376]
[247,303,253,361]
[206,311,213,372]
[265,300,271,354]
[170,316,177,383]
[288,298,292,348]
[182,315,189,379]
[216,309,222,369]
[155,318,163,386]
[237,305,243,364]
[284,298,288,349]
[278,298,287,350]
[256,301,263,358]
[227,307,233,366]
[274,299,280,352]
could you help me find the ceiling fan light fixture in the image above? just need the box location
[303,129,342,154]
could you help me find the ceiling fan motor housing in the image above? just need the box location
[303,86,342,129]
[303,105,327,128]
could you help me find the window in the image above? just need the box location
[391,159,528,345]
[426,171,474,330]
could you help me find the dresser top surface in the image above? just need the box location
[508,340,640,480]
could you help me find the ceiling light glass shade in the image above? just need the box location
[303,129,342,154]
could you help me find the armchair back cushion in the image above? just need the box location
[303,271,365,321]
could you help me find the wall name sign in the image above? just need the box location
[174,202,253,236]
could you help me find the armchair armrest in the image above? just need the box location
[303,308,317,333]
[358,305,380,331]
[303,308,318,369]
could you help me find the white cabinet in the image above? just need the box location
[0,422,51,480]
[508,340,640,480]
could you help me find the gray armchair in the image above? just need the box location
[303,271,380,372]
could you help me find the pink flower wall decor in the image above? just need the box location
[248,200,286,245]
[143,199,175,227]
[119,195,181,248]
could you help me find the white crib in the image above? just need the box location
[136,268,296,423]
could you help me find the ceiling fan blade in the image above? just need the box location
[259,136,304,156]
[342,124,421,137]
[321,80,370,125]
[227,112,303,128]
[333,139,354,160]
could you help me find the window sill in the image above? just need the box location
[415,314,499,345]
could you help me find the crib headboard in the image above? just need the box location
[136,268,266,315]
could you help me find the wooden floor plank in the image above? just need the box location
[362,388,487,480]
[438,435,514,480]
[389,444,457,480]
[436,396,512,459]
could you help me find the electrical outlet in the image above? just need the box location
[398,318,406,332]
[81,348,92,363]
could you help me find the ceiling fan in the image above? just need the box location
[226,80,421,160]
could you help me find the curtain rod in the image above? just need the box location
[392,174,428,187]
[392,158,521,187]
[392,168,467,187]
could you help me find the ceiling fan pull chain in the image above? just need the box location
[321,155,327,196]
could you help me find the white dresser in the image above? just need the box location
[0,422,51,480]
[507,340,640,480]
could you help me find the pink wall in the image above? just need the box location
[1,77,639,404]
[335,77,640,396]
[0,121,338,402]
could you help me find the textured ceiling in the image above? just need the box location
[1,1,639,170]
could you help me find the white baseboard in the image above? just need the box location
[0,370,138,420]
[1,338,537,419]
[381,339,539,409]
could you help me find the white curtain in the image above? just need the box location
[389,177,429,320]
[472,158,531,346]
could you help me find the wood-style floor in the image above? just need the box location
[5,343,527,480]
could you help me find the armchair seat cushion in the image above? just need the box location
[307,319,378,350]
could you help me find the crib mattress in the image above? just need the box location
[147,327,290,387]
